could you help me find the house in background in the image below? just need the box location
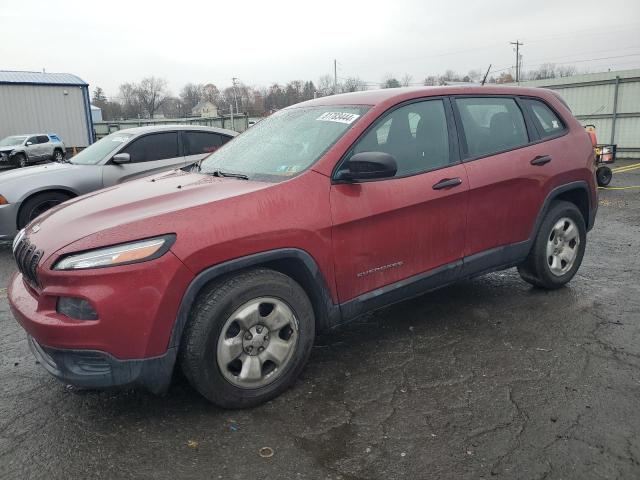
[191,101,218,118]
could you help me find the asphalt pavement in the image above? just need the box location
[1,162,639,480]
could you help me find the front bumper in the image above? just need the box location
[0,202,20,240]
[28,336,176,393]
[8,251,193,359]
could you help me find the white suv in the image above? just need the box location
[0,133,66,167]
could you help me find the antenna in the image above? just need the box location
[481,64,492,86]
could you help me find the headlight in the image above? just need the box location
[53,234,175,270]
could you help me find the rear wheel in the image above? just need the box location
[17,191,72,229]
[596,166,612,186]
[179,268,315,408]
[518,201,586,289]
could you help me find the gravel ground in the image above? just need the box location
[1,161,639,480]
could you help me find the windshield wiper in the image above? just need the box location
[210,169,249,180]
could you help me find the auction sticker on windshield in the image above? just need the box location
[110,136,129,142]
[316,112,360,124]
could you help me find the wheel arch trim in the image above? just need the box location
[532,181,595,237]
[169,248,341,350]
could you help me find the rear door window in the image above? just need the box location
[121,132,179,163]
[184,132,227,155]
[455,97,529,158]
[37,135,50,143]
[524,99,566,139]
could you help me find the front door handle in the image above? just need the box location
[531,155,552,166]
[432,177,463,190]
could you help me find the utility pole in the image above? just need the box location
[334,59,338,95]
[231,77,240,113]
[510,40,523,82]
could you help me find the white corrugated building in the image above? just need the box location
[510,68,640,159]
[0,70,93,148]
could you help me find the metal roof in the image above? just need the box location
[0,70,88,86]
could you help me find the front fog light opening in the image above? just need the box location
[57,297,98,321]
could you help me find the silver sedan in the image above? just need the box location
[0,125,237,240]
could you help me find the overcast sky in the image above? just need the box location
[2,0,639,97]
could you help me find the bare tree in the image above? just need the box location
[202,84,221,106]
[180,83,204,113]
[557,65,578,77]
[423,76,438,86]
[381,74,401,89]
[118,82,141,118]
[530,63,557,80]
[466,69,482,83]
[342,77,367,92]
[136,77,170,118]
[496,71,515,84]
[161,97,186,118]
[317,75,334,97]
[400,74,413,87]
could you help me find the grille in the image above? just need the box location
[13,237,43,287]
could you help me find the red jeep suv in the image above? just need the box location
[9,87,597,408]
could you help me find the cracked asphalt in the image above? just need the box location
[1,162,639,480]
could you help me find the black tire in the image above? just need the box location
[53,149,65,162]
[17,191,72,229]
[596,166,612,187]
[15,153,27,168]
[179,268,315,408]
[517,200,586,289]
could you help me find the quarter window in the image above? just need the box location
[121,132,179,163]
[347,99,450,177]
[184,132,228,155]
[456,97,528,158]
[525,99,566,138]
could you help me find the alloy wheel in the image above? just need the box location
[216,297,299,389]
[546,217,580,276]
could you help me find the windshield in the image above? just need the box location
[0,136,27,147]
[69,132,134,165]
[200,106,369,181]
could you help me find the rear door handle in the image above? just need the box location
[531,155,552,166]
[432,177,463,190]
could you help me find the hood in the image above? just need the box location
[0,162,78,183]
[0,144,22,152]
[27,169,272,256]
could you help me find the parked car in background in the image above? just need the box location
[0,133,66,167]
[8,86,597,408]
[0,125,236,239]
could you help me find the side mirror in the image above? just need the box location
[26,141,33,146]
[112,153,131,164]
[335,152,398,182]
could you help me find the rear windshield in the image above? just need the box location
[200,106,369,182]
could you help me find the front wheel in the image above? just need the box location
[53,149,65,162]
[596,166,612,186]
[518,200,586,289]
[15,154,27,168]
[179,269,315,408]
